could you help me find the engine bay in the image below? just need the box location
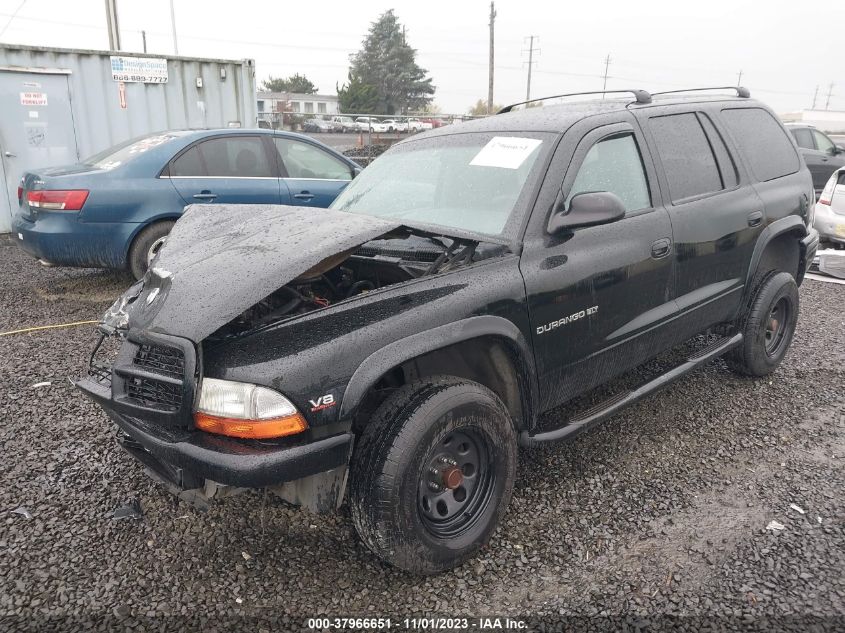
[206,231,506,341]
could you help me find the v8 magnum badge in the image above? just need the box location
[309,393,336,412]
[537,305,598,334]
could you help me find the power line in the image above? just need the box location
[0,0,28,39]
[826,83,835,110]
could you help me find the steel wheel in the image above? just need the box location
[764,297,789,356]
[417,428,495,539]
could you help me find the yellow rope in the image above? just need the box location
[0,320,98,337]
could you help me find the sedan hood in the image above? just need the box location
[127,204,401,342]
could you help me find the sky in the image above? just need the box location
[0,0,842,115]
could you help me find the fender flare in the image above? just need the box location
[339,315,539,427]
[742,215,807,303]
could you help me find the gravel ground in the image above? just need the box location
[1,236,843,632]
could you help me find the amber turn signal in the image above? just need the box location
[194,411,308,439]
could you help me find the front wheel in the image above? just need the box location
[349,377,517,574]
[728,271,799,376]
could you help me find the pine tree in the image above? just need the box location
[337,72,379,114]
[347,10,434,114]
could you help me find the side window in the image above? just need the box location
[697,113,738,189]
[649,113,722,202]
[791,128,815,150]
[275,138,352,180]
[721,108,799,182]
[170,146,204,177]
[197,136,274,178]
[813,130,836,154]
[566,134,650,212]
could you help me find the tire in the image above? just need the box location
[128,221,175,280]
[727,271,799,376]
[349,376,517,574]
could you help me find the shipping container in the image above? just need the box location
[0,44,257,233]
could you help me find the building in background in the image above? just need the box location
[257,91,339,127]
[0,44,257,233]
[781,109,845,134]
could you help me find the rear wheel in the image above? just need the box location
[128,220,175,280]
[349,376,517,574]
[728,271,799,376]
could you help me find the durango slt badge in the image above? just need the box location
[537,306,598,334]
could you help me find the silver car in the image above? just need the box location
[815,167,845,247]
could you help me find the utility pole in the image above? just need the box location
[811,85,819,109]
[826,83,834,110]
[736,69,743,87]
[487,2,496,114]
[104,0,121,51]
[141,30,147,54]
[602,54,612,98]
[524,35,538,102]
[169,0,179,55]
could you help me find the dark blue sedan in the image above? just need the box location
[13,129,360,278]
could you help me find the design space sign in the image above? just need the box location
[20,92,48,106]
[110,56,168,83]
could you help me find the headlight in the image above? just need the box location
[194,378,308,439]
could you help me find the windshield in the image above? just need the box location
[83,133,182,170]
[330,132,551,236]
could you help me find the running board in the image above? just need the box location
[518,333,743,447]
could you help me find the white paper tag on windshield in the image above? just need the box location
[470,136,542,169]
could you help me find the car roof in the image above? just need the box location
[422,94,762,137]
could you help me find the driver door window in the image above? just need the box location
[274,138,352,180]
[813,130,835,155]
[566,134,651,212]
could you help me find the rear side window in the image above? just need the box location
[566,134,651,212]
[200,136,274,178]
[698,113,738,189]
[170,146,203,177]
[721,108,799,182]
[791,128,814,149]
[649,113,722,202]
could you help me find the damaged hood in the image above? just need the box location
[127,204,401,341]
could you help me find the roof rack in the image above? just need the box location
[652,86,751,99]
[497,89,652,114]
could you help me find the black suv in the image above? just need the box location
[78,87,819,574]
[786,123,845,193]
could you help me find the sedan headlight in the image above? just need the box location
[194,378,307,439]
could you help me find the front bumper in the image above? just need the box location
[76,331,353,490]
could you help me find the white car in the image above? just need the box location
[355,117,388,133]
[407,118,433,132]
[383,119,408,133]
[815,167,845,247]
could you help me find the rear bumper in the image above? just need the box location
[798,227,820,285]
[12,211,139,268]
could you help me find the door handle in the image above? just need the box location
[4,151,15,157]
[192,192,217,200]
[651,238,671,259]
[747,210,763,227]
[293,192,315,200]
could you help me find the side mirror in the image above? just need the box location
[547,191,627,234]
[351,166,362,179]
[835,145,845,155]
